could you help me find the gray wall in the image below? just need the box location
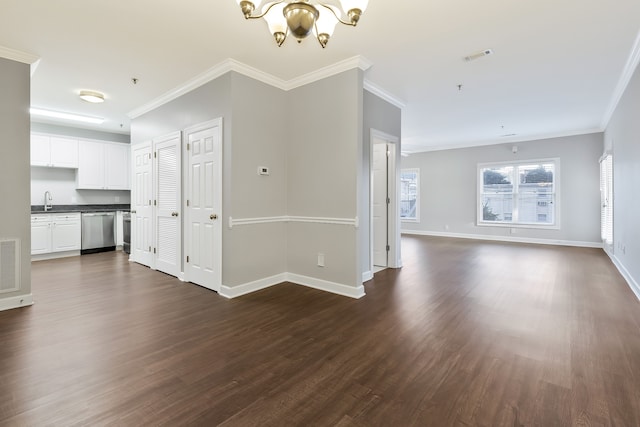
[604,62,640,294]
[402,133,603,245]
[361,90,402,275]
[131,72,289,287]
[0,57,31,305]
[31,123,131,206]
[287,69,363,286]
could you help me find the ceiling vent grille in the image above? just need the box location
[0,239,20,294]
[464,49,494,62]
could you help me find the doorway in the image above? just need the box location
[370,129,400,275]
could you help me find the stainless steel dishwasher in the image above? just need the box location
[81,212,116,254]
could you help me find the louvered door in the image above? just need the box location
[154,132,181,277]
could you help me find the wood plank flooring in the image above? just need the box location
[1,235,640,426]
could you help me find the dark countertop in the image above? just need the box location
[31,204,131,214]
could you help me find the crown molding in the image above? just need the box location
[283,55,372,90]
[364,79,405,109]
[128,55,374,119]
[600,28,640,130]
[0,45,39,64]
[0,46,40,77]
[405,127,603,153]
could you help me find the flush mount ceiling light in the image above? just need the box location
[235,0,369,48]
[79,90,105,103]
[30,108,104,124]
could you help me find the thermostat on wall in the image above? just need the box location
[258,166,269,176]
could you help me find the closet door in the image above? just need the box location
[131,142,153,267]
[184,119,222,291]
[154,132,181,277]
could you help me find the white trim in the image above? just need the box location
[0,294,34,312]
[362,270,373,282]
[608,253,640,301]
[401,229,602,248]
[0,45,39,65]
[219,273,288,299]
[284,56,372,91]
[287,273,365,299]
[369,129,402,272]
[601,29,640,130]
[407,128,603,154]
[128,56,373,119]
[364,80,406,109]
[219,272,365,299]
[228,215,357,229]
[477,158,560,229]
[31,250,81,261]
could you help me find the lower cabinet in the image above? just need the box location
[31,213,81,255]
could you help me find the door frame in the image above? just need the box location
[182,118,223,291]
[369,129,401,275]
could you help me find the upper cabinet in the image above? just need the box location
[31,134,78,168]
[77,140,130,190]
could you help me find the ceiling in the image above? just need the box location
[1,0,639,152]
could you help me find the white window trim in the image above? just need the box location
[477,158,561,230]
[400,168,420,223]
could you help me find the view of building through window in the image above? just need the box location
[400,169,419,221]
[479,161,557,227]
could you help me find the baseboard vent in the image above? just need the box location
[0,239,20,294]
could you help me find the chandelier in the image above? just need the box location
[234,0,369,48]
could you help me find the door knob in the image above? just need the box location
[131,210,137,214]
[210,214,218,220]
[171,212,179,217]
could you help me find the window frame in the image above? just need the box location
[400,168,420,223]
[477,158,560,230]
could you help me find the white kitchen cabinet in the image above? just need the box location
[31,213,81,255]
[31,216,52,255]
[31,134,78,168]
[51,214,82,252]
[77,140,130,190]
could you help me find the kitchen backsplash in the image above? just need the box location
[31,167,130,206]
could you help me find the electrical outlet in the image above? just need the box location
[71,196,77,203]
[510,228,517,234]
[317,253,325,267]
[115,196,120,202]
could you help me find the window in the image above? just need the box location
[478,159,558,228]
[400,169,419,221]
[600,154,613,245]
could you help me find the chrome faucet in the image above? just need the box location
[44,191,53,212]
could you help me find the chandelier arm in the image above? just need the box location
[245,0,286,20]
[317,3,356,26]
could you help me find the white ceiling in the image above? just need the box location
[1,0,639,152]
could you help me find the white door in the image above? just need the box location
[49,136,78,168]
[372,142,388,267]
[184,120,222,291]
[30,134,51,166]
[77,141,105,189]
[132,142,153,267]
[154,133,181,277]
[31,217,51,255]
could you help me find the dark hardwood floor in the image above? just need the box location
[1,235,640,426]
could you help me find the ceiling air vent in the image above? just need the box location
[464,49,494,62]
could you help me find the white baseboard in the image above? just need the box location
[219,273,288,299]
[401,229,603,249]
[0,293,34,312]
[287,273,365,299]
[362,270,373,282]
[608,252,640,301]
[220,272,365,299]
[31,250,81,261]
